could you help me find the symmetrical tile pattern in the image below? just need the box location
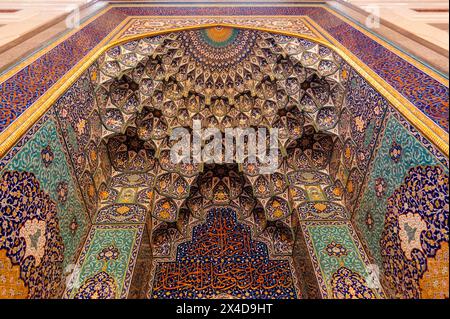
[0,6,447,134]
[301,221,385,299]
[150,208,299,299]
[354,109,449,299]
[0,4,448,300]
[64,224,144,299]
[0,114,90,298]
[117,16,320,39]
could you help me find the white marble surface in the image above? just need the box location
[0,1,100,49]
[0,0,448,54]
[339,0,449,51]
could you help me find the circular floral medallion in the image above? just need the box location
[180,27,258,69]
[97,245,120,262]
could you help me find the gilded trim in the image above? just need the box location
[0,17,131,157]
[113,21,329,45]
[321,6,449,86]
[303,16,449,156]
[0,6,448,159]
[108,2,449,85]
[112,15,326,41]
[0,6,112,83]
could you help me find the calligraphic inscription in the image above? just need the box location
[151,208,298,299]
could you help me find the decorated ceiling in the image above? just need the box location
[90,27,351,228]
[0,3,448,300]
[95,27,344,142]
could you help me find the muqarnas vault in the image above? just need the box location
[0,26,448,299]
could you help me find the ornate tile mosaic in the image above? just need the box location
[0,5,447,136]
[354,110,449,299]
[301,221,385,299]
[354,112,448,265]
[0,115,90,298]
[149,208,299,299]
[117,16,321,39]
[64,224,144,299]
[0,116,90,268]
[54,71,104,218]
[95,203,148,224]
[0,3,448,300]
